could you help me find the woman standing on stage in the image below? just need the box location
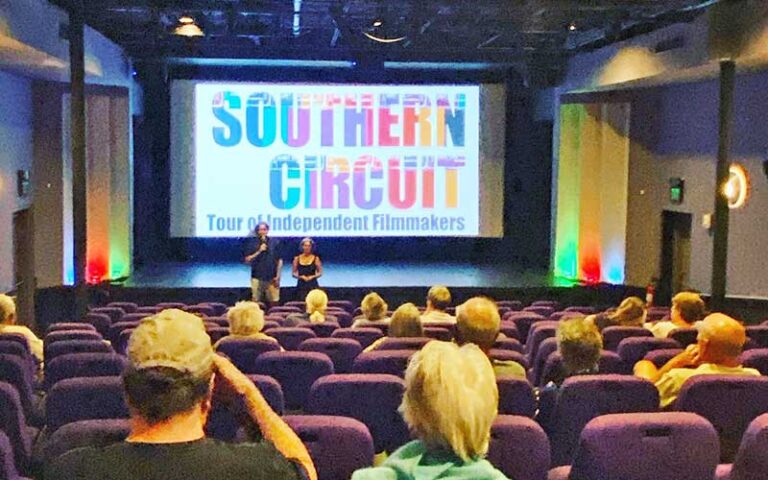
[292,238,323,301]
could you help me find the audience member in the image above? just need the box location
[545,317,602,386]
[283,289,336,327]
[352,292,390,328]
[591,296,646,331]
[455,297,526,378]
[214,301,279,349]
[364,303,424,352]
[46,309,315,480]
[352,341,508,480]
[420,285,456,325]
[634,313,759,408]
[646,292,707,338]
[0,293,43,363]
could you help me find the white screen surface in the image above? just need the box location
[170,81,505,237]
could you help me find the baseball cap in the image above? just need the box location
[127,309,214,378]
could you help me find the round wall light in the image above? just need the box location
[723,163,750,209]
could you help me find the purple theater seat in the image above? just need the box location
[489,349,529,369]
[642,348,684,368]
[0,355,40,425]
[539,351,625,387]
[675,375,768,462]
[0,334,30,353]
[331,328,383,350]
[717,413,768,480]
[284,301,305,309]
[531,300,560,309]
[298,338,362,374]
[135,306,161,314]
[115,329,135,356]
[44,353,127,390]
[504,312,546,342]
[746,326,768,349]
[525,321,559,360]
[183,305,214,318]
[206,375,284,441]
[668,328,699,347]
[206,316,229,328]
[215,338,281,374]
[524,306,556,317]
[601,326,653,351]
[617,337,681,369]
[0,382,34,474]
[201,302,228,316]
[423,327,452,342]
[283,415,374,480]
[46,323,97,334]
[265,327,317,351]
[155,302,186,310]
[120,313,151,324]
[84,313,111,337]
[374,337,432,351]
[647,307,670,321]
[46,377,129,433]
[564,306,597,315]
[331,311,353,329]
[106,302,138,314]
[497,377,536,417]
[548,311,584,322]
[45,330,102,345]
[107,321,140,344]
[206,326,229,344]
[499,322,521,341]
[530,337,558,386]
[44,419,129,464]
[549,412,719,480]
[497,300,523,311]
[0,430,31,480]
[306,374,409,453]
[328,300,354,313]
[0,341,28,360]
[541,375,660,466]
[253,351,334,410]
[494,337,524,353]
[268,306,302,315]
[352,350,415,378]
[304,322,340,338]
[740,349,768,376]
[263,320,280,330]
[45,340,112,362]
[88,307,124,324]
[488,415,549,480]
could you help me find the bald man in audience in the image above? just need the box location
[455,297,526,378]
[634,313,759,408]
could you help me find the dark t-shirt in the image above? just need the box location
[47,438,303,480]
[245,236,281,280]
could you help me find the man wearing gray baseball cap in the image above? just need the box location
[47,309,316,480]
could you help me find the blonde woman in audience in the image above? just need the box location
[214,301,279,349]
[283,289,336,327]
[364,303,424,352]
[591,296,646,331]
[352,341,508,479]
[0,294,43,363]
[352,292,390,328]
[646,292,707,338]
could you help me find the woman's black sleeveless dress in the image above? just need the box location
[296,256,319,300]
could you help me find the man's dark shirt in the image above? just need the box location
[47,438,302,480]
[245,236,281,280]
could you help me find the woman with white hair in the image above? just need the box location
[283,289,337,327]
[351,292,390,328]
[352,341,509,479]
[0,294,43,362]
[214,301,279,349]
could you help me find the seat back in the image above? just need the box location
[304,322,340,338]
[676,375,768,462]
[215,338,282,374]
[331,328,383,350]
[423,327,452,342]
[524,321,559,360]
[642,348,684,368]
[569,412,718,480]
[45,340,112,362]
[601,326,653,351]
[564,306,597,315]
[253,352,334,410]
[493,337,523,353]
[352,350,414,378]
[45,330,102,345]
[498,322,521,341]
[155,302,186,310]
[0,382,32,473]
[46,377,129,432]
[45,353,127,390]
[523,305,555,317]
[730,413,768,480]
[46,323,97,334]
[106,302,138,314]
[206,374,284,441]
[488,415,550,480]
[497,377,536,417]
[741,349,768,375]
[668,328,699,347]
[530,337,559,386]
[44,419,129,464]
[374,337,431,351]
[746,326,768,349]
[0,429,26,480]
[545,375,660,466]
[617,337,681,368]
[298,338,362,374]
[84,313,112,337]
[183,305,214,318]
[201,302,228,316]
[0,355,36,421]
[489,349,529,369]
[306,374,409,453]
[283,415,374,480]
[264,327,317,351]
[540,351,625,387]
[503,312,545,341]
[88,307,125,323]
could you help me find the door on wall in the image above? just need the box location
[658,211,693,305]
[13,209,36,330]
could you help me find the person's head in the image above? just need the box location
[300,238,314,255]
[389,303,423,338]
[696,313,747,365]
[256,222,269,238]
[305,289,328,323]
[361,292,388,321]
[610,297,646,327]
[401,341,497,462]
[0,295,16,325]
[557,318,602,375]
[123,309,215,426]
[426,285,451,312]
[455,297,500,352]
[671,292,707,325]
[226,301,265,336]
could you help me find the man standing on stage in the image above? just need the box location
[244,222,282,306]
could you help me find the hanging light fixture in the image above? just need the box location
[363,13,405,43]
[174,15,204,37]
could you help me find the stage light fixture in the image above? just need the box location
[722,163,750,209]
[372,19,383,27]
[568,22,577,31]
[173,15,204,37]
